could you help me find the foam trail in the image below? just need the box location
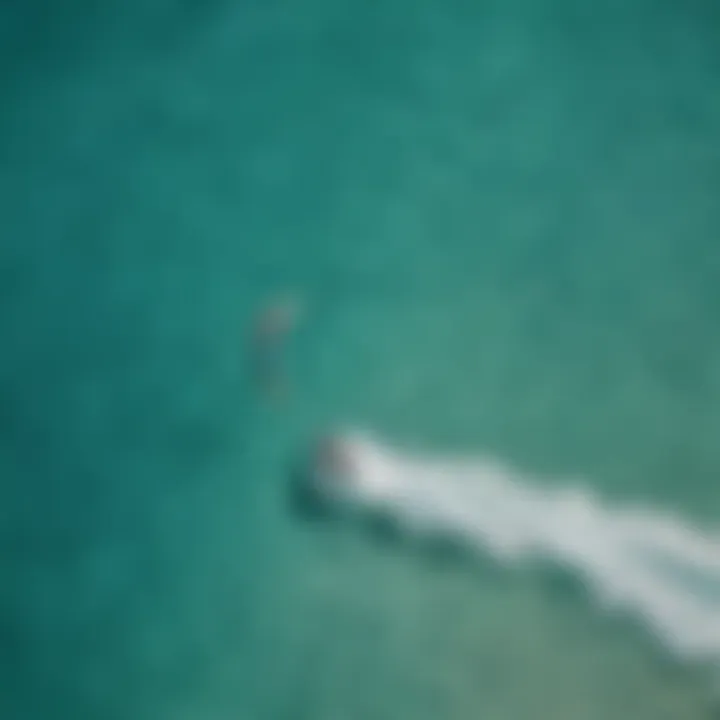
[318,431,720,663]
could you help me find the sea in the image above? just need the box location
[2,1,720,718]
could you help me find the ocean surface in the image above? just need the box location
[2,1,720,718]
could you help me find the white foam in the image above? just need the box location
[330,431,720,663]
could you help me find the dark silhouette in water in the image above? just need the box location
[285,437,438,551]
[249,296,302,397]
[287,457,335,521]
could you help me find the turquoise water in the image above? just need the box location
[2,1,720,718]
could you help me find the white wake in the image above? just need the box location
[313,431,720,663]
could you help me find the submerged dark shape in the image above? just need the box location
[286,440,474,572]
[287,459,335,521]
[286,435,359,522]
[249,295,303,397]
[286,434,447,554]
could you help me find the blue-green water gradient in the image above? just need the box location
[2,1,720,718]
